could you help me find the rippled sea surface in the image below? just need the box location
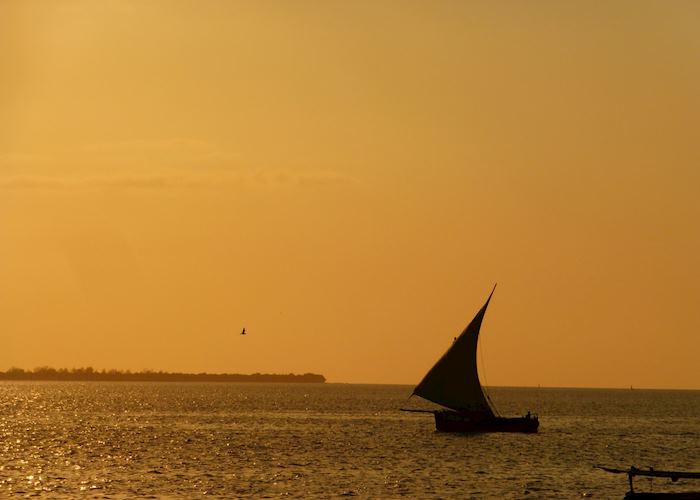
[1,383,698,498]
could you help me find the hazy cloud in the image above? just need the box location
[0,176,71,188]
[77,139,243,167]
[297,170,358,186]
[0,174,220,189]
[1,140,358,190]
[0,170,358,190]
[80,138,215,154]
[0,139,240,171]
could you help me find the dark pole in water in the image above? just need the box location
[628,471,634,493]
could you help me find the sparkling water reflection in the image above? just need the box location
[0,383,698,498]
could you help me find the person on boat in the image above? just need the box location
[526,411,531,419]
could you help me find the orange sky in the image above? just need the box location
[2,1,699,389]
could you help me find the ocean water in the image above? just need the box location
[0,383,698,498]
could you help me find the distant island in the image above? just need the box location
[0,367,326,383]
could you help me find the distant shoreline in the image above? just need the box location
[0,367,326,383]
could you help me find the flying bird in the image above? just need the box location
[240,328,246,335]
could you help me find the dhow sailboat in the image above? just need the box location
[404,286,539,433]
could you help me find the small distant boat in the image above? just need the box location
[598,466,700,499]
[403,286,539,433]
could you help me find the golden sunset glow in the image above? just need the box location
[2,1,699,389]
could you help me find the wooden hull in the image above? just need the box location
[434,410,539,433]
[597,467,700,500]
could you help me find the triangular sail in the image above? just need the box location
[412,287,496,414]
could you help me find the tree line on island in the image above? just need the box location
[0,367,326,383]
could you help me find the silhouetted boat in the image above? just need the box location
[598,466,700,499]
[403,286,539,433]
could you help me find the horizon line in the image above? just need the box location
[328,382,700,391]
